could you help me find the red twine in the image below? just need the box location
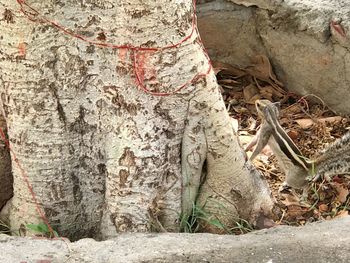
[16,0,212,96]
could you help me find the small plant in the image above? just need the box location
[307,182,321,211]
[0,219,12,235]
[340,196,350,211]
[180,197,255,234]
[229,219,254,235]
[26,222,58,238]
[180,202,227,233]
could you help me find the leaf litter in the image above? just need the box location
[215,55,350,226]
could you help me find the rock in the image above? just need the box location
[197,0,266,68]
[197,0,350,114]
[1,217,349,262]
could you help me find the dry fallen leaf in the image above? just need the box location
[295,116,344,129]
[286,205,307,218]
[243,84,260,104]
[218,79,240,85]
[259,86,274,101]
[287,130,300,141]
[282,104,303,115]
[335,210,349,218]
[295,119,315,129]
[214,56,286,108]
[245,55,284,89]
[280,193,301,207]
[318,204,328,213]
[213,61,246,77]
[332,182,349,203]
[332,176,344,184]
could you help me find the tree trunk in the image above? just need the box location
[0,0,274,240]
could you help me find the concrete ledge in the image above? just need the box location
[1,217,349,262]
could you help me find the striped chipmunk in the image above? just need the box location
[245,99,350,196]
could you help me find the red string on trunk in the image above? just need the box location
[16,0,212,96]
[0,129,55,237]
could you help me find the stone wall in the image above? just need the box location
[197,0,350,114]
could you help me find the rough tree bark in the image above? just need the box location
[0,0,274,240]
